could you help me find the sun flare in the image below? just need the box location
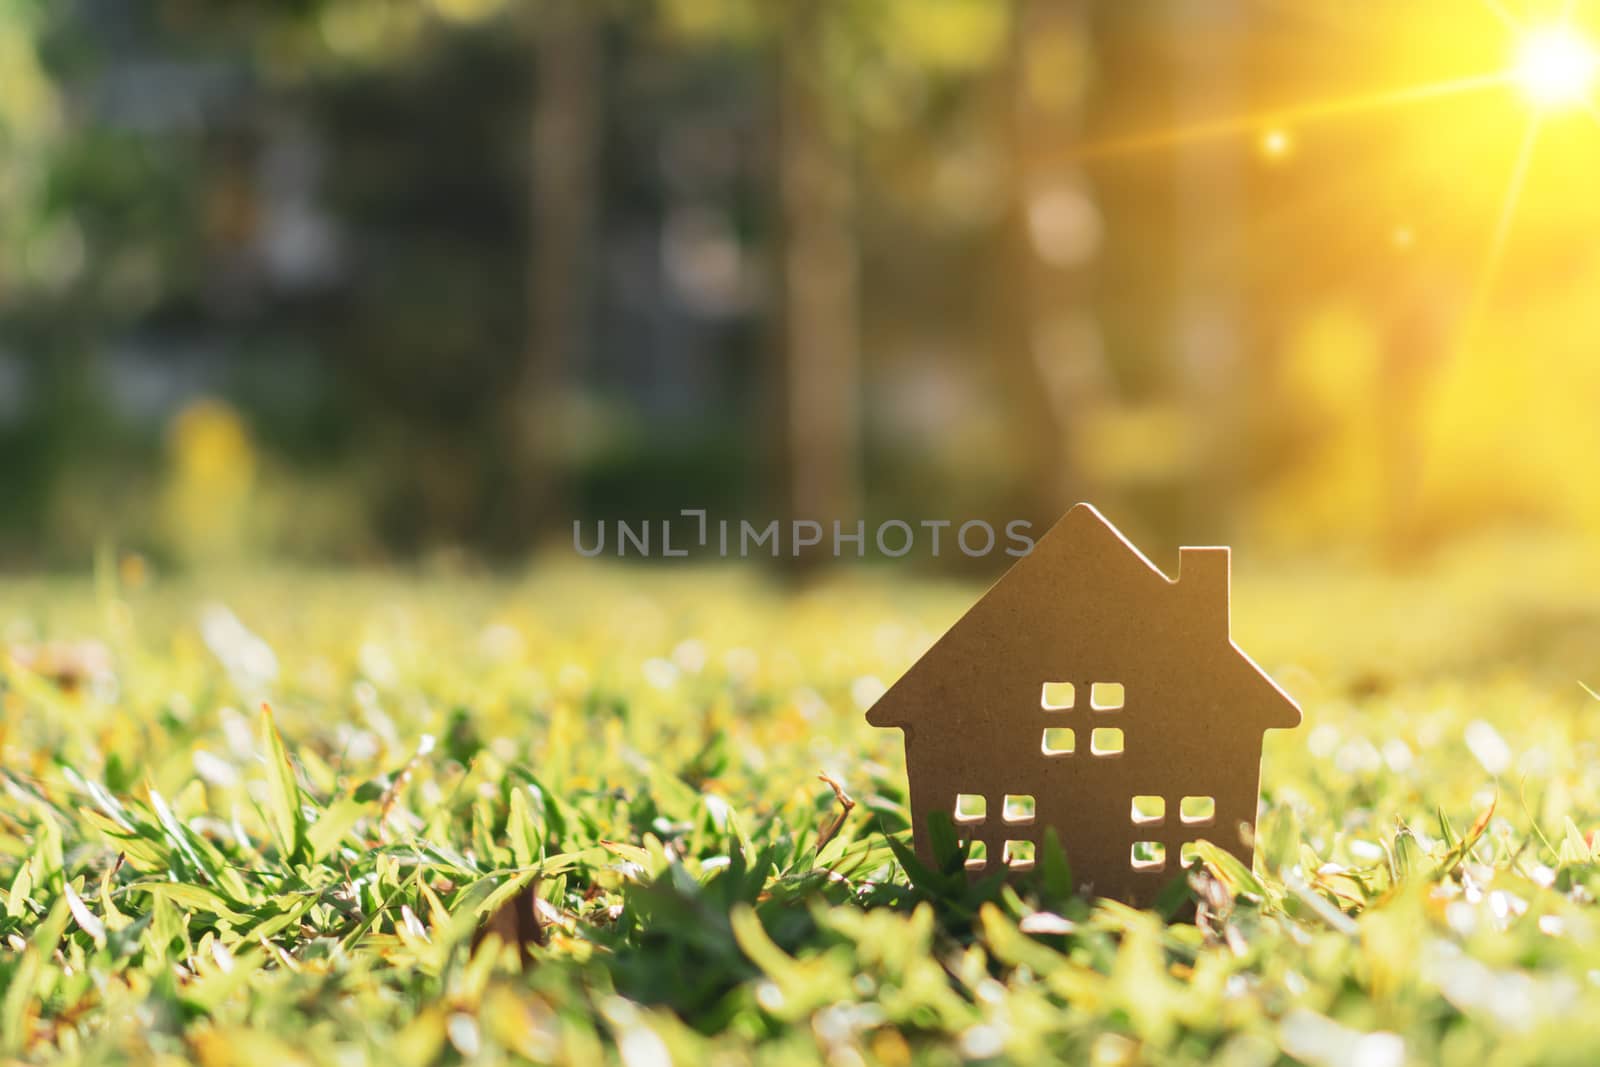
[1513,24,1599,109]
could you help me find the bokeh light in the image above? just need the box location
[1259,127,1294,161]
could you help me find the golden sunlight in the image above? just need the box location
[1513,24,1598,109]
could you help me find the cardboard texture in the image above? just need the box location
[866,503,1301,906]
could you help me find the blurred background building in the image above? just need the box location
[1,0,1597,568]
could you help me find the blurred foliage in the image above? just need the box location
[1,0,1599,566]
[4,545,1600,1059]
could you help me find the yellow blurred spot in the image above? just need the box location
[319,0,422,59]
[1252,305,1385,547]
[171,399,253,484]
[1024,26,1091,112]
[119,552,149,590]
[320,2,384,56]
[870,1027,913,1067]
[659,0,761,43]
[1391,225,1416,251]
[164,399,257,563]
[1280,306,1380,419]
[0,23,61,140]
[1073,405,1188,486]
[428,0,505,23]
[887,0,1009,76]
[1513,24,1598,110]
[1259,127,1294,161]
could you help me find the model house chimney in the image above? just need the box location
[1179,546,1230,635]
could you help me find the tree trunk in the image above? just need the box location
[776,2,860,565]
[508,0,599,549]
[1172,0,1246,535]
[996,0,1104,530]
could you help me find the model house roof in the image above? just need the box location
[865,503,1301,733]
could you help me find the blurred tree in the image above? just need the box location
[1173,0,1247,537]
[507,0,601,543]
[774,0,861,559]
[659,0,869,558]
[993,0,1105,530]
[662,0,1018,558]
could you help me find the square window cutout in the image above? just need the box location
[1180,796,1215,825]
[1131,795,1165,825]
[1091,682,1125,710]
[1041,682,1075,710]
[954,794,987,825]
[965,840,989,871]
[1003,840,1036,870]
[1090,727,1124,756]
[1131,841,1166,871]
[1002,794,1036,825]
[1180,842,1203,868]
[1041,728,1075,756]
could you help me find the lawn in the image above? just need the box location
[5,537,1600,1065]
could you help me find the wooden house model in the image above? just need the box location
[866,504,1301,905]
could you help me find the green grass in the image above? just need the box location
[5,538,1600,1065]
